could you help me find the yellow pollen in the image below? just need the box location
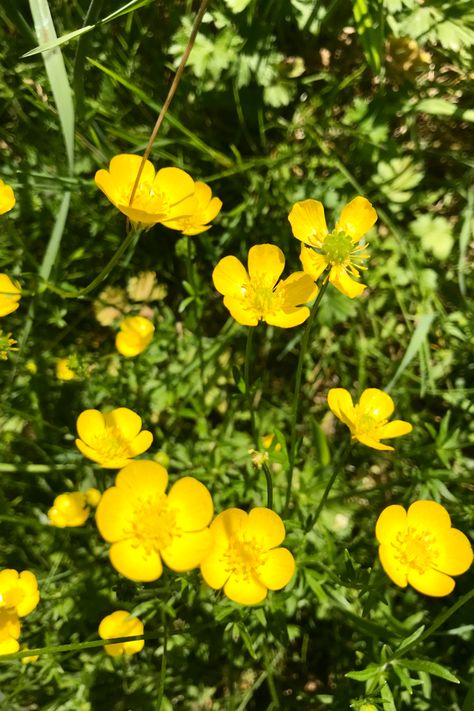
[126,494,181,553]
[242,277,282,319]
[92,427,134,461]
[222,535,267,583]
[392,527,439,574]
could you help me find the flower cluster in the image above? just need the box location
[0,569,40,655]
[95,154,221,233]
[48,488,101,528]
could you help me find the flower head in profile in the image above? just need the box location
[95,460,213,582]
[0,330,17,360]
[99,610,144,657]
[0,274,21,317]
[115,316,155,358]
[0,570,40,618]
[200,508,295,605]
[75,407,153,469]
[0,180,15,215]
[376,501,473,596]
[164,181,222,235]
[0,609,21,655]
[212,244,317,327]
[289,196,377,298]
[327,388,412,451]
[48,490,100,528]
[95,154,197,227]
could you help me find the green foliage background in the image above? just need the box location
[0,0,473,709]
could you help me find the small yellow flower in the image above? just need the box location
[0,180,15,215]
[48,492,90,528]
[164,181,222,235]
[0,570,40,617]
[98,610,144,657]
[212,244,317,327]
[96,460,213,582]
[115,316,155,358]
[261,433,281,452]
[75,407,153,469]
[0,609,21,655]
[376,501,473,596]
[56,357,77,381]
[20,647,39,664]
[200,508,295,605]
[289,196,377,298]
[94,154,197,228]
[0,274,21,317]
[327,388,412,451]
[0,330,17,360]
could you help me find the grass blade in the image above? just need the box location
[385,313,435,392]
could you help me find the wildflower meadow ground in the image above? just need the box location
[0,1,473,710]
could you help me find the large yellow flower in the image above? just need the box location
[75,407,153,469]
[115,316,155,358]
[327,388,412,451]
[95,460,213,582]
[200,508,295,605]
[0,609,21,655]
[0,274,21,317]
[163,181,222,235]
[289,196,377,298]
[376,501,473,596]
[212,244,317,327]
[0,569,40,618]
[99,610,144,656]
[95,154,197,227]
[0,180,15,215]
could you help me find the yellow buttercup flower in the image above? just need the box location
[289,196,377,298]
[200,508,295,605]
[20,647,39,664]
[0,609,21,655]
[376,501,473,596]
[94,154,197,227]
[0,274,21,317]
[75,407,153,469]
[164,181,222,235]
[115,316,155,357]
[212,244,317,327]
[327,388,412,451]
[56,357,77,381]
[95,460,213,582]
[48,492,90,528]
[85,487,102,507]
[0,180,15,215]
[0,569,40,618]
[98,610,144,657]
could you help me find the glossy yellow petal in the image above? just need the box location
[153,167,195,207]
[109,539,163,582]
[355,433,394,451]
[99,610,144,656]
[75,438,113,465]
[76,409,105,446]
[407,567,455,597]
[327,388,355,430]
[200,549,231,590]
[222,296,259,326]
[48,492,89,528]
[96,487,135,542]
[436,528,473,576]
[246,508,286,549]
[15,572,40,617]
[329,266,366,298]
[407,500,451,533]
[288,199,328,245]
[247,244,285,286]
[115,331,144,358]
[208,508,248,548]
[115,460,168,500]
[336,196,377,241]
[127,429,154,456]
[299,244,328,280]
[276,272,317,309]
[103,408,142,440]
[109,154,155,184]
[377,420,413,439]
[375,504,407,545]
[0,274,21,317]
[161,529,212,571]
[358,389,395,420]
[0,180,16,214]
[258,548,295,590]
[212,256,249,297]
[378,544,408,588]
[167,476,213,531]
[0,637,20,655]
[224,573,268,605]
[265,306,310,328]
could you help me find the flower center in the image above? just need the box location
[392,527,439,574]
[321,230,354,264]
[222,535,267,583]
[355,412,378,434]
[118,180,169,216]
[92,427,135,462]
[242,277,282,319]
[0,588,24,610]
[126,494,181,553]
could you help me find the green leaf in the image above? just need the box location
[398,659,460,684]
[414,98,474,123]
[394,625,426,656]
[385,313,435,391]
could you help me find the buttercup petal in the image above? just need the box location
[109,539,163,582]
[377,420,413,439]
[0,180,16,214]
[167,477,213,531]
[436,528,473,576]
[115,460,168,499]
[329,266,366,298]
[200,550,232,590]
[336,196,377,241]
[161,529,212,571]
[327,388,355,430]
[355,433,394,451]
[15,572,40,617]
[208,509,248,549]
[265,307,310,328]
[103,408,142,440]
[75,438,110,465]
[96,487,135,542]
[375,505,407,545]
[153,167,195,207]
[212,256,248,297]
[246,508,286,549]
[407,567,455,597]
[276,272,318,309]
[224,573,268,605]
[109,154,155,185]
[127,429,154,456]
[258,548,295,590]
[288,199,328,245]
[76,409,105,446]
[248,244,285,287]
[223,296,259,326]
[378,544,408,588]
[99,610,144,656]
[299,244,328,281]
[407,500,451,533]
[358,389,395,420]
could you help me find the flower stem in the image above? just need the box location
[156,610,168,710]
[186,239,206,409]
[285,275,330,511]
[307,442,351,531]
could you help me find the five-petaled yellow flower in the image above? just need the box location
[327,388,412,451]
[288,196,377,298]
[212,244,317,327]
[200,508,295,605]
[95,460,213,582]
[115,316,155,358]
[165,181,222,235]
[0,274,21,317]
[48,490,100,528]
[376,500,473,596]
[98,610,144,657]
[75,407,153,469]
[0,570,40,618]
[0,180,15,215]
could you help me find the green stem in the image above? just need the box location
[308,443,351,531]
[186,238,206,407]
[156,611,168,710]
[285,275,330,511]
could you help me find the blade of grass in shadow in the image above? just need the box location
[73,0,105,119]
[385,313,435,393]
[458,187,473,297]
